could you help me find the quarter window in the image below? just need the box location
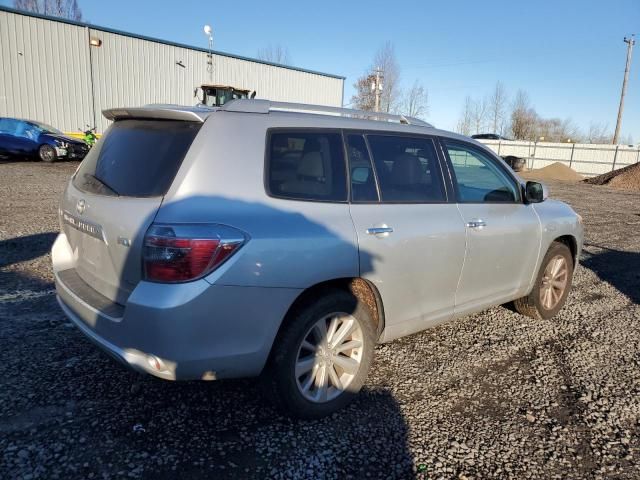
[366,135,446,203]
[444,141,519,203]
[268,131,347,202]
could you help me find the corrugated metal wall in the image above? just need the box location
[0,10,94,131]
[0,9,344,133]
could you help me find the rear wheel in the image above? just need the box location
[266,290,375,418]
[514,241,573,319]
[38,144,57,163]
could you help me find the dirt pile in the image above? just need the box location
[585,162,640,191]
[522,162,584,182]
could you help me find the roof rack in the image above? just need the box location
[221,99,433,127]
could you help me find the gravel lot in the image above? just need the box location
[1,160,639,479]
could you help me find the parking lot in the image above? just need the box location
[1,159,639,479]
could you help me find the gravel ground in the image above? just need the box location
[1,160,639,480]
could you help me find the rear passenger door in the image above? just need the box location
[441,139,541,314]
[347,133,467,340]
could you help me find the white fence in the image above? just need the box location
[478,140,640,177]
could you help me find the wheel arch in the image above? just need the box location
[553,234,578,266]
[272,277,386,350]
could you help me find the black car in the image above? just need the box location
[471,133,512,141]
[0,118,89,162]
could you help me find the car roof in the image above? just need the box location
[1,117,38,124]
[100,100,480,145]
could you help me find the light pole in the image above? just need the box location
[204,25,213,76]
[371,67,383,112]
[613,35,635,144]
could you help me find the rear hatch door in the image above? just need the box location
[60,114,202,304]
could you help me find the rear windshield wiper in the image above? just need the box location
[82,173,120,196]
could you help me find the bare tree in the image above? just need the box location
[456,96,474,136]
[620,134,634,145]
[256,44,291,65]
[373,41,401,113]
[586,122,612,144]
[471,97,488,134]
[401,81,429,119]
[351,41,402,113]
[535,118,581,143]
[13,0,82,20]
[558,118,581,142]
[509,90,538,140]
[488,81,508,134]
[350,73,377,111]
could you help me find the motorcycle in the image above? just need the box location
[80,125,98,148]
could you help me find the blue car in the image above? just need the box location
[0,118,89,162]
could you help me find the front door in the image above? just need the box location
[441,140,541,315]
[346,133,466,340]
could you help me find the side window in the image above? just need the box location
[268,131,347,202]
[366,135,446,203]
[346,134,378,202]
[444,141,519,203]
[0,118,20,135]
[20,122,40,141]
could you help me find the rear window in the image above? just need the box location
[73,119,201,197]
[267,131,347,202]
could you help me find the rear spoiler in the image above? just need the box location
[102,105,215,122]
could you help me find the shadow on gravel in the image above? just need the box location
[92,380,415,478]
[582,244,640,304]
[0,232,58,268]
[0,232,57,295]
[39,194,417,478]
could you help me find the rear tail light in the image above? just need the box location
[143,224,246,283]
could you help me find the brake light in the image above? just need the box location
[143,224,246,283]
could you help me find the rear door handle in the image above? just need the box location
[366,226,394,236]
[466,220,487,229]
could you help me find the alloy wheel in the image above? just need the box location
[540,254,569,310]
[40,145,56,162]
[295,312,364,403]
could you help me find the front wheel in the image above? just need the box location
[38,144,57,163]
[266,290,376,419]
[514,241,574,319]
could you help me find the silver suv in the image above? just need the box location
[52,100,583,418]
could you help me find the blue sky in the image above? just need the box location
[4,0,639,139]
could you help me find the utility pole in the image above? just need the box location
[371,67,383,112]
[613,35,635,144]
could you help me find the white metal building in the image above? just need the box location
[0,6,345,132]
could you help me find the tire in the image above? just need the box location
[265,289,376,419]
[38,144,57,163]
[514,241,574,320]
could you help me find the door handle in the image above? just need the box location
[466,219,487,229]
[366,226,394,236]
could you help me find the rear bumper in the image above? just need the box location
[52,233,300,380]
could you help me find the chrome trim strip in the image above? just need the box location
[62,210,106,243]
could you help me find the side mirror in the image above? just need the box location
[351,167,370,184]
[525,181,548,203]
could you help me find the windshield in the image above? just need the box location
[34,122,63,135]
